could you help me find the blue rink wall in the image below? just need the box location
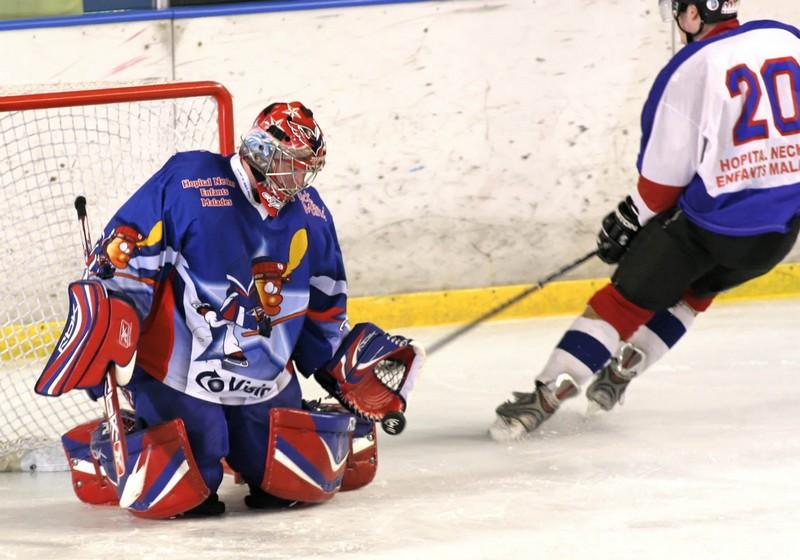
[2,1,800,309]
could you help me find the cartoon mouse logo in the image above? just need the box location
[92,221,163,278]
[193,229,308,367]
[252,228,308,317]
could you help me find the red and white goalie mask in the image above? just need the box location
[239,101,326,216]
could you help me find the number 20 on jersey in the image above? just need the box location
[727,57,800,145]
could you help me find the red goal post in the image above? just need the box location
[0,80,235,470]
[0,80,235,153]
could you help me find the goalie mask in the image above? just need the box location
[239,102,326,216]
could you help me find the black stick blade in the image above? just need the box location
[74,196,87,219]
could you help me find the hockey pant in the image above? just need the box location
[129,366,302,494]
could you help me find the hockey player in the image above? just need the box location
[35,101,424,517]
[491,0,800,440]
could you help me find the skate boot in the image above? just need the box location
[585,343,645,412]
[182,493,226,517]
[489,373,579,441]
[244,484,299,510]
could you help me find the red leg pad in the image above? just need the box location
[261,408,355,503]
[62,418,119,505]
[119,419,210,519]
[89,417,209,519]
[341,423,378,491]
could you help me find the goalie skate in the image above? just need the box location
[585,343,645,413]
[489,373,578,441]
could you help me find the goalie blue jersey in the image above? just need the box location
[634,20,800,235]
[89,151,348,405]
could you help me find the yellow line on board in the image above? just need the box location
[3,262,800,361]
[348,261,800,329]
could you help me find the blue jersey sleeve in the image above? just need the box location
[88,156,185,322]
[291,189,349,375]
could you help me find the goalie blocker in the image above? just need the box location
[314,322,425,434]
[35,279,139,397]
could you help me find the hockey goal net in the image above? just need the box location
[0,81,235,471]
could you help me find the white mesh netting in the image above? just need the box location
[0,82,228,470]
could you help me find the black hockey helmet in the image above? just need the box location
[659,0,739,24]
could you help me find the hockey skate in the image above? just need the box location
[244,484,299,510]
[182,493,226,517]
[489,373,578,441]
[585,343,645,412]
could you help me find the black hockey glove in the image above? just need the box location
[253,308,272,337]
[597,196,641,264]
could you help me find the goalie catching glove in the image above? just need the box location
[314,323,424,428]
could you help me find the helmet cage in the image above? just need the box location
[240,127,324,206]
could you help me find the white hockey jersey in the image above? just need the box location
[634,19,800,235]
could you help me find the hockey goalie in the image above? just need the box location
[35,101,425,518]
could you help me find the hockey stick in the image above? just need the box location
[426,249,598,355]
[74,196,130,480]
[240,309,306,337]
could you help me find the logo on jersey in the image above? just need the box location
[196,370,226,393]
[195,369,274,398]
[193,228,309,368]
[297,191,327,221]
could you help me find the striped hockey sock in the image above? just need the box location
[626,299,697,374]
[536,316,620,387]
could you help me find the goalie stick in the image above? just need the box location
[74,196,130,480]
[426,250,599,355]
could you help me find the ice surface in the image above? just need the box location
[2,298,800,559]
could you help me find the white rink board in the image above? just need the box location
[2,298,800,559]
[0,20,173,84]
[2,1,800,295]
[172,0,670,295]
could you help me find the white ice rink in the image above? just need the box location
[2,298,800,560]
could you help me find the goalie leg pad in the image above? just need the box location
[91,417,210,519]
[341,416,378,491]
[36,280,140,397]
[62,418,120,505]
[260,408,355,503]
[311,402,378,491]
[313,322,425,421]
